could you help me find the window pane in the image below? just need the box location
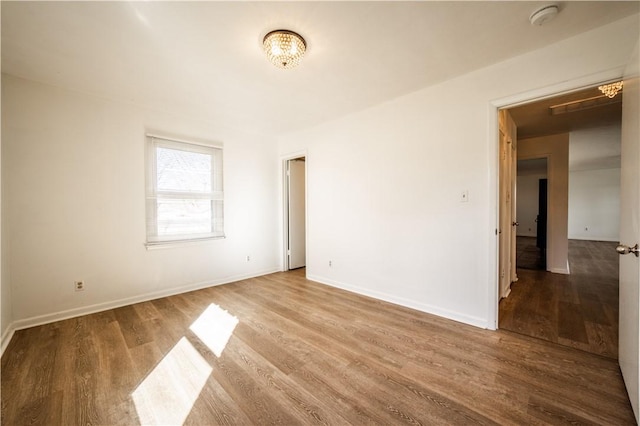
[146,136,224,244]
[156,198,212,236]
[157,147,211,193]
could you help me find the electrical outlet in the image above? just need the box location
[246,255,250,262]
[75,281,85,292]
[461,190,469,203]
[329,260,332,267]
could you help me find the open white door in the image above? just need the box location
[618,44,640,421]
[287,158,306,269]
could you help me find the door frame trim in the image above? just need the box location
[281,151,308,272]
[487,68,624,330]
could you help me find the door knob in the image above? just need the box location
[616,244,639,257]
[512,222,519,226]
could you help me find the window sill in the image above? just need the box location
[145,236,226,250]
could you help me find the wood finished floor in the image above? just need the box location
[516,236,545,271]
[500,239,619,359]
[2,268,635,425]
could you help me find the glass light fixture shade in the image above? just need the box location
[263,30,306,69]
[598,81,623,98]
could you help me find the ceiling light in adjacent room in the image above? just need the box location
[263,30,306,69]
[598,81,624,98]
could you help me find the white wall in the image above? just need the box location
[567,124,622,242]
[278,15,639,328]
[516,173,546,237]
[1,75,280,331]
[568,168,620,241]
[569,125,621,171]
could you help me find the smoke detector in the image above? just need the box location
[529,4,559,26]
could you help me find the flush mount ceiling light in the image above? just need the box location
[263,30,306,69]
[598,81,624,98]
[529,4,559,26]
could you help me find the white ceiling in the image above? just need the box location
[2,1,639,136]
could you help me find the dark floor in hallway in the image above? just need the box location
[500,239,619,359]
[516,236,545,270]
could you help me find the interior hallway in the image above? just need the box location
[500,239,619,358]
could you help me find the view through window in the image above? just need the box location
[146,136,223,245]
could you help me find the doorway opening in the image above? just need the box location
[516,158,548,271]
[497,82,623,359]
[284,156,306,271]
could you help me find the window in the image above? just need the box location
[146,135,224,245]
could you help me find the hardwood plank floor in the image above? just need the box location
[2,268,635,425]
[516,236,545,270]
[500,239,620,359]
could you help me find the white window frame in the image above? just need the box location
[145,134,224,246]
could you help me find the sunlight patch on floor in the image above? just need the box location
[189,303,239,357]
[132,337,212,425]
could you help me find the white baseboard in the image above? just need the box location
[1,325,16,356]
[307,274,489,329]
[568,236,619,242]
[552,259,571,275]
[1,267,280,352]
[503,287,512,299]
